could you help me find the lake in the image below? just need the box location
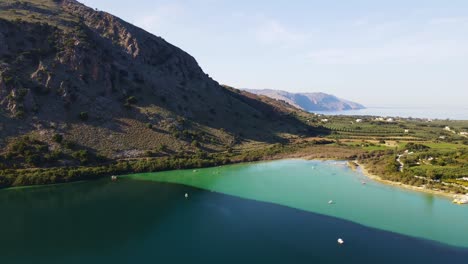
[1,160,468,264]
[314,106,468,120]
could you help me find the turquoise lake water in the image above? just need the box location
[127,159,468,247]
[1,159,468,263]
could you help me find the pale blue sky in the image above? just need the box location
[80,0,468,107]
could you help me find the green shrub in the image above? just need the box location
[3,75,14,85]
[25,154,41,166]
[15,110,25,119]
[16,89,29,101]
[45,150,63,162]
[191,140,200,147]
[72,150,91,165]
[159,144,168,152]
[63,141,76,150]
[52,134,63,143]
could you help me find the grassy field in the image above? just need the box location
[314,115,468,142]
[313,115,468,194]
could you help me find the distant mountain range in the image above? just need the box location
[244,89,365,112]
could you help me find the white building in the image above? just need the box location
[404,129,409,133]
[356,119,363,123]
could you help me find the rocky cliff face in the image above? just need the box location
[0,0,214,118]
[0,0,314,161]
[244,89,365,112]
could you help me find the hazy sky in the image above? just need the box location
[79,0,468,107]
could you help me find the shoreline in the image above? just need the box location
[352,161,456,199]
[0,149,460,199]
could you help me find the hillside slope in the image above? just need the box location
[0,0,319,168]
[245,89,365,111]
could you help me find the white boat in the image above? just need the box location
[337,238,344,244]
[328,200,334,204]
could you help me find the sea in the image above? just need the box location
[314,106,468,120]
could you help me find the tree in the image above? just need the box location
[405,142,429,151]
[426,170,442,180]
[72,150,91,165]
[385,157,400,173]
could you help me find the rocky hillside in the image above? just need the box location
[244,89,365,112]
[0,0,318,168]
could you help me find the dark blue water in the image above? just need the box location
[1,179,467,264]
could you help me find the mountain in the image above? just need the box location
[244,89,365,112]
[0,0,318,168]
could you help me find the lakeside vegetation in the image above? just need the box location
[1,114,467,194]
[320,116,468,194]
[0,139,348,188]
[0,140,340,188]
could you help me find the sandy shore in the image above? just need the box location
[352,161,456,199]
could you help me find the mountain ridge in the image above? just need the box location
[244,89,365,112]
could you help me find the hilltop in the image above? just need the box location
[0,0,319,169]
[244,89,365,112]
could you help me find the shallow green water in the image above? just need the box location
[126,159,468,247]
